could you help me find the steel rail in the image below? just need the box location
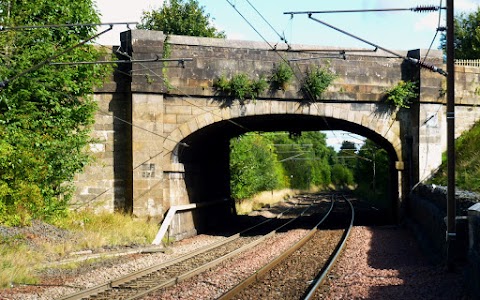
[119,200,321,300]
[302,194,355,299]
[56,197,323,300]
[218,194,336,300]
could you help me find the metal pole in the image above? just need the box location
[446,0,456,271]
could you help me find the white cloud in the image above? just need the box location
[414,13,442,32]
[456,0,480,12]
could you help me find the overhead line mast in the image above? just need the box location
[285,3,457,270]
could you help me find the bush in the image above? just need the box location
[230,134,286,200]
[271,61,294,91]
[302,66,337,101]
[214,73,268,103]
[384,80,418,108]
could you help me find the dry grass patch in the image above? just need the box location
[0,211,159,288]
[52,210,159,250]
[235,189,300,215]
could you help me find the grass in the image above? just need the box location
[0,235,43,287]
[235,189,298,215]
[234,187,332,215]
[429,119,480,193]
[0,211,159,288]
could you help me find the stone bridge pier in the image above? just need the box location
[74,30,480,240]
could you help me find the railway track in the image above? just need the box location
[57,194,333,300]
[218,194,354,300]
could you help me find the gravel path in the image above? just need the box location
[322,226,466,300]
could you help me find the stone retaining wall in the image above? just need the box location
[409,184,480,298]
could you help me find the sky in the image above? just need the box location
[95,0,480,49]
[94,0,480,150]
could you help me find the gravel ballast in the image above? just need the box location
[1,225,467,299]
[323,226,466,300]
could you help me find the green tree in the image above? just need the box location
[230,133,286,200]
[440,7,480,59]
[338,140,357,171]
[270,132,336,189]
[331,163,354,186]
[0,1,111,225]
[354,140,389,197]
[138,0,226,38]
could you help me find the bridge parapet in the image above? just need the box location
[126,30,414,104]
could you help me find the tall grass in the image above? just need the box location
[0,235,42,288]
[429,120,480,192]
[0,211,159,288]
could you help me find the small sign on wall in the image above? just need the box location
[142,163,155,178]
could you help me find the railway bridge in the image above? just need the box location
[74,30,480,239]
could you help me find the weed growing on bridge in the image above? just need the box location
[384,80,418,109]
[271,61,294,91]
[213,73,268,103]
[301,66,337,101]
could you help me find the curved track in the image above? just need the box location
[57,195,334,300]
[218,194,354,300]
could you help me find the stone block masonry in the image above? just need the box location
[72,29,480,240]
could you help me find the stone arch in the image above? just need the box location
[164,99,403,164]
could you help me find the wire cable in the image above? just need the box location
[39,82,189,148]
[244,0,288,43]
[0,22,137,31]
[0,25,113,88]
[285,6,444,15]
[224,0,277,50]
[422,0,444,63]
[224,0,342,140]
[307,15,447,76]
[116,43,252,132]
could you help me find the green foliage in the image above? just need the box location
[331,164,354,186]
[213,73,268,103]
[440,7,480,59]
[384,80,418,109]
[429,120,480,192]
[161,36,174,90]
[338,141,358,172]
[301,66,337,101]
[138,0,226,38]
[230,133,286,200]
[0,1,111,224]
[269,132,336,190]
[354,140,389,199]
[271,61,294,91]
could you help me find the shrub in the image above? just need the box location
[302,66,337,101]
[271,61,294,91]
[384,80,418,108]
[213,73,268,103]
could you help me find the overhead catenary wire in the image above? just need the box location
[284,6,445,15]
[0,25,114,88]
[0,22,138,31]
[224,0,341,140]
[244,0,288,44]
[422,0,444,63]
[306,15,447,76]
[40,82,189,148]
[49,57,193,66]
[224,0,277,51]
